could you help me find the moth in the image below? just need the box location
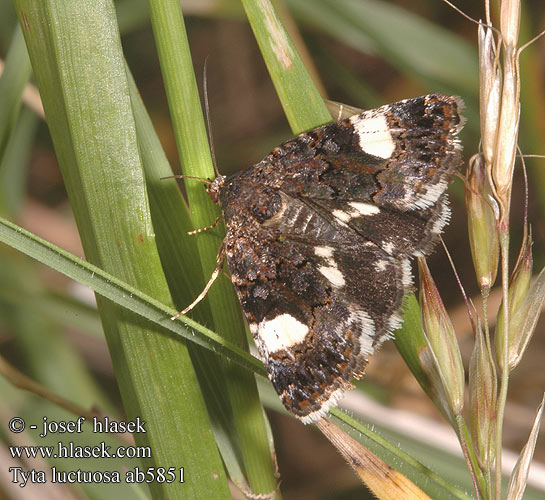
[184,94,463,424]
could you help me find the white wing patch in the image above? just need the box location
[332,209,351,224]
[315,246,345,288]
[318,265,345,288]
[348,201,380,216]
[350,309,376,356]
[431,200,451,235]
[375,259,389,272]
[258,314,309,353]
[383,242,395,255]
[314,246,334,258]
[407,180,448,210]
[401,259,412,288]
[350,114,395,159]
[333,202,380,225]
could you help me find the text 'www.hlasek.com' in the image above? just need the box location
[5,415,185,488]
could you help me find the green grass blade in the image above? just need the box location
[241,0,331,134]
[289,0,478,96]
[393,294,434,395]
[148,0,280,495]
[0,107,38,215]
[12,1,230,497]
[128,56,277,485]
[126,66,256,486]
[0,25,31,155]
[288,0,479,132]
[0,255,114,409]
[0,216,264,376]
[241,0,477,496]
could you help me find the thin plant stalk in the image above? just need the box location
[495,232,511,499]
[456,414,484,499]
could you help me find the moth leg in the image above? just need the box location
[171,241,226,320]
[188,214,223,235]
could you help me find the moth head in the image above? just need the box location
[207,175,227,204]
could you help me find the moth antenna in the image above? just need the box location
[171,242,225,320]
[203,57,220,178]
[160,174,213,185]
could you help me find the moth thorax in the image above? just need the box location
[207,175,227,204]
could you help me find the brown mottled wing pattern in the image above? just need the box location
[214,94,463,422]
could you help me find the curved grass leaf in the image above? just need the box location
[241,0,332,132]
[126,64,257,488]
[0,216,264,376]
[243,1,476,498]
[12,1,231,497]
[289,0,478,97]
[0,25,31,155]
[147,0,280,495]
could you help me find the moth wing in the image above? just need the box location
[262,93,463,213]
[304,196,451,258]
[219,93,464,422]
[224,195,408,422]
